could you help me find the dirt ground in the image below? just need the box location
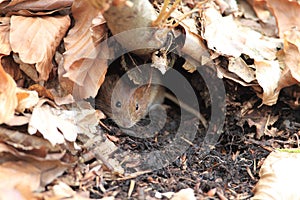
[77,64,300,199]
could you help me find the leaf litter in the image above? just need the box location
[0,0,300,199]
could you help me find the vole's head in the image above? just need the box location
[111,81,151,128]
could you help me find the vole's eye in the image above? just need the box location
[115,101,122,108]
[135,103,139,111]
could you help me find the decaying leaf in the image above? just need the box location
[253,151,300,200]
[10,15,70,81]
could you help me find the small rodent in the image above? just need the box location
[96,75,207,128]
[96,75,165,128]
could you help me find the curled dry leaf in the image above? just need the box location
[255,60,281,105]
[253,151,300,200]
[28,84,54,100]
[170,10,210,66]
[16,88,39,113]
[0,59,18,124]
[228,57,256,83]
[267,0,300,38]
[62,0,108,99]
[0,17,11,55]
[10,15,70,81]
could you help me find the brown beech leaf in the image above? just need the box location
[62,0,108,99]
[63,58,108,99]
[0,143,69,189]
[253,151,300,200]
[0,126,60,154]
[267,0,300,38]
[10,15,70,81]
[282,28,300,82]
[1,55,23,85]
[0,58,18,124]
[1,0,73,14]
[247,0,273,23]
[0,161,41,191]
[0,17,11,55]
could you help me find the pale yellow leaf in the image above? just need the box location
[28,105,78,145]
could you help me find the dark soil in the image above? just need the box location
[79,64,300,199]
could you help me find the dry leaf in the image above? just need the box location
[28,101,100,145]
[16,88,39,113]
[171,188,196,200]
[28,105,79,145]
[248,0,273,23]
[202,4,281,60]
[282,28,300,82]
[62,0,108,99]
[228,57,256,83]
[255,60,281,105]
[28,84,54,100]
[0,161,41,191]
[253,151,300,200]
[0,17,11,55]
[0,143,69,188]
[0,126,59,153]
[267,0,300,38]
[1,55,23,85]
[10,15,70,81]
[63,58,108,99]
[0,59,18,124]
[1,0,73,14]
